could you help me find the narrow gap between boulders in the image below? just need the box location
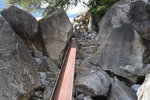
[92,96,106,100]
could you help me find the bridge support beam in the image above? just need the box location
[50,39,77,100]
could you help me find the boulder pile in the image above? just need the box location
[74,0,150,100]
[1,0,150,99]
[0,6,72,100]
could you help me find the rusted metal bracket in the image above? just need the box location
[50,38,77,100]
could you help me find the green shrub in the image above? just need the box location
[87,0,119,20]
[84,0,119,31]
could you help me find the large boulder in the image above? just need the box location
[107,77,137,100]
[38,8,72,66]
[131,0,150,41]
[0,16,40,100]
[91,0,146,83]
[137,74,150,100]
[1,5,38,41]
[131,0,150,66]
[75,66,112,96]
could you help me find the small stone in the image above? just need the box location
[43,85,54,100]
[32,49,43,58]
[131,84,141,92]
[73,88,79,97]
[84,96,93,100]
[39,72,48,85]
[34,58,43,65]
[39,72,47,79]
[75,94,85,100]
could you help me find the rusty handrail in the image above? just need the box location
[50,38,77,100]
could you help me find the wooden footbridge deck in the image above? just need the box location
[50,38,77,100]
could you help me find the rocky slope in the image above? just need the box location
[74,0,150,100]
[0,6,72,100]
[1,0,150,100]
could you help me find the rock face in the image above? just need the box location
[131,0,150,66]
[0,16,40,100]
[1,5,38,41]
[137,74,150,100]
[91,0,146,83]
[75,66,112,96]
[38,8,72,66]
[107,77,137,100]
[131,0,150,41]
